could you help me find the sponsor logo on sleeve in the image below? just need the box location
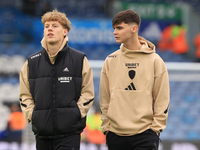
[31,53,41,59]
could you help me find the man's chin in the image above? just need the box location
[47,40,56,45]
[116,40,121,43]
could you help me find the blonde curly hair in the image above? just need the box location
[42,9,71,31]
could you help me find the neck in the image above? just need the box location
[123,35,142,50]
[47,39,63,56]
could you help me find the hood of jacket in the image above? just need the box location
[40,36,69,64]
[120,36,156,57]
[40,36,69,56]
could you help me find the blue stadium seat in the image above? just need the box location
[187,131,200,140]
[182,116,195,125]
[184,94,197,103]
[7,77,19,84]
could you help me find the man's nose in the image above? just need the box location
[113,29,117,35]
[48,26,53,31]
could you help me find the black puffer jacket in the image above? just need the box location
[28,45,86,138]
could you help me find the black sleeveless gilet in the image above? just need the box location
[28,45,86,138]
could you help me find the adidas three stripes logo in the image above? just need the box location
[125,70,136,90]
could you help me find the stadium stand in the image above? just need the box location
[0,0,200,149]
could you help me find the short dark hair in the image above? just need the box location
[112,10,141,28]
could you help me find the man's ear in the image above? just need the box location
[131,25,138,33]
[63,29,68,36]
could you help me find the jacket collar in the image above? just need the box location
[41,36,69,57]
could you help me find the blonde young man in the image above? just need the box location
[19,9,94,150]
[100,10,170,150]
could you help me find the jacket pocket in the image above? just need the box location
[56,100,81,134]
[107,90,153,131]
[31,109,54,136]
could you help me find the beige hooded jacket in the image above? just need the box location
[100,36,170,136]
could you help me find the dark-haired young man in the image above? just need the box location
[99,10,170,150]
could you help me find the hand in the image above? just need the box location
[104,131,109,135]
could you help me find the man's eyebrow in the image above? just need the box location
[115,25,123,29]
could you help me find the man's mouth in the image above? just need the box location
[48,33,54,36]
